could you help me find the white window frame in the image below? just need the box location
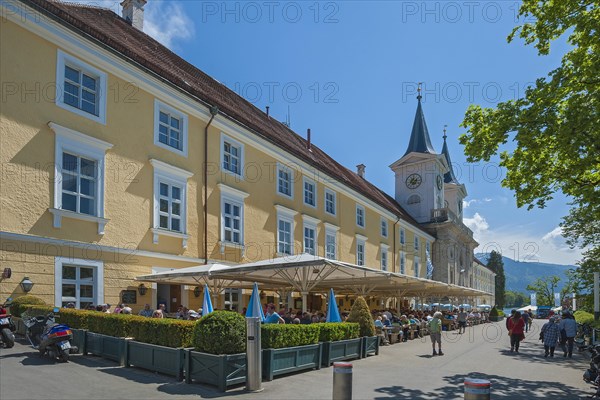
[49,122,112,235]
[153,99,188,157]
[56,50,107,124]
[380,244,389,271]
[54,256,104,308]
[400,251,406,274]
[356,204,365,228]
[324,188,337,216]
[400,227,405,244]
[150,159,193,248]
[303,177,317,208]
[355,234,367,266]
[219,184,249,252]
[220,133,244,179]
[414,256,420,277]
[302,215,319,256]
[380,218,388,238]
[414,235,420,251]
[276,163,294,199]
[324,223,339,260]
[275,205,297,256]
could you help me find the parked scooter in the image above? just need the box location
[582,344,600,398]
[0,298,16,348]
[23,307,77,362]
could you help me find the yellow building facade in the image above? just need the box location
[0,0,438,312]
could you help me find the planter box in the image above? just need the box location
[262,343,321,381]
[361,336,380,358]
[12,317,26,336]
[321,338,362,367]
[71,328,87,354]
[85,332,127,365]
[126,341,186,380]
[185,350,246,392]
[489,316,504,322]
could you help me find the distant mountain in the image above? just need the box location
[475,253,575,294]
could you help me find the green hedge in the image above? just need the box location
[347,296,375,337]
[20,306,195,348]
[318,323,360,342]
[194,311,246,354]
[574,310,595,325]
[9,295,47,317]
[262,324,320,349]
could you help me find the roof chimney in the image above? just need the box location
[121,0,147,31]
[356,164,366,178]
[307,129,312,152]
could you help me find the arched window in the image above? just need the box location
[407,194,421,205]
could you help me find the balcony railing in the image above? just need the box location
[430,208,473,238]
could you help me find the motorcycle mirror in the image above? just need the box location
[6,297,12,302]
[52,307,59,313]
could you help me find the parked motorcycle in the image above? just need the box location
[23,307,77,362]
[582,343,600,398]
[0,298,16,348]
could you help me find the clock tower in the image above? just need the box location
[389,90,449,224]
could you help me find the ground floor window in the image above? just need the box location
[55,257,103,309]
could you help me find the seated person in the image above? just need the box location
[138,303,153,317]
[399,315,411,342]
[264,303,285,324]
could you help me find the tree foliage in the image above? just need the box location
[526,275,561,306]
[505,291,529,308]
[486,251,506,307]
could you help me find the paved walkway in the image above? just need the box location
[0,319,592,399]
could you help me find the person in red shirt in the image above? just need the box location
[508,311,526,353]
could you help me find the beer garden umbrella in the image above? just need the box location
[326,288,342,323]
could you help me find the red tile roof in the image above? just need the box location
[25,0,422,229]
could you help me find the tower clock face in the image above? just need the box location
[436,175,443,190]
[405,173,422,189]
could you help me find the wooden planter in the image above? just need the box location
[361,336,380,358]
[262,343,321,381]
[321,338,362,367]
[185,350,246,392]
[126,341,187,380]
[85,332,127,365]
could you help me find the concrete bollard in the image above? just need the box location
[464,378,490,400]
[332,362,352,400]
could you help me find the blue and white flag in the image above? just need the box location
[554,292,561,307]
[425,249,434,279]
[530,293,537,307]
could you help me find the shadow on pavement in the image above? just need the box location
[373,372,589,399]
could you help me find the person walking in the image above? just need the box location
[541,316,560,357]
[457,308,468,334]
[507,311,525,353]
[522,309,530,333]
[429,311,444,356]
[559,310,577,358]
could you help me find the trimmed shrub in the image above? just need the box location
[261,324,321,349]
[347,296,375,337]
[318,323,360,342]
[574,310,595,325]
[490,307,499,318]
[497,309,505,317]
[194,311,246,354]
[134,318,196,348]
[9,295,47,317]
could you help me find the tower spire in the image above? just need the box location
[441,125,459,184]
[402,83,436,156]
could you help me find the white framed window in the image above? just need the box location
[219,184,249,249]
[276,163,294,198]
[324,223,339,260]
[400,228,405,244]
[381,218,388,238]
[302,215,319,256]
[414,256,420,277]
[414,235,420,251]
[56,50,107,124]
[356,204,365,228]
[54,256,104,308]
[381,245,389,271]
[400,251,406,274]
[49,123,112,235]
[151,159,193,247]
[325,189,336,216]
[303,177,317,208]
[356,234,367,266]
[275,205,297,255]
[221,133,244,178]
[154,99,188,156]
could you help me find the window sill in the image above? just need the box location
[49,208,109,235]
[220,241,245,256]
[221,169,244,181]
[151,228,189,248]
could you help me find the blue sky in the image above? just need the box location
[80,1,581,265]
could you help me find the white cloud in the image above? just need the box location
[463,199,478,208]
[59,1,194,49]
[463,212,489,235]
[541,226,575,253]
[483,198,492,202]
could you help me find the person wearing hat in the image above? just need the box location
[558,310,577,358]
[541,316,560,357]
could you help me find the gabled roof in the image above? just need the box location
[403,97,436,156]
[441,133,459,184]
[23,0,424,229]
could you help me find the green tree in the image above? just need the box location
[459,0,600,285]
[486,251,505,307]
[505,291,529,308]
[526,276,561,306]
